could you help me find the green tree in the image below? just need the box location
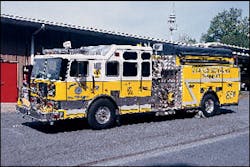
[200,8,249,48]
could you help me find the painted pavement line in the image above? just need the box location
[89,129,249,166]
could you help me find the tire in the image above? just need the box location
[87,98,116,130]
[200,94,219,117]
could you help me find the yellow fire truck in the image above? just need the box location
[16,43,240,129]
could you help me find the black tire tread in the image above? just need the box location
[87,98,116,130]
[200,93,219,117]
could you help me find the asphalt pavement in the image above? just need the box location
[99,130,249,166]
[1,91,249,166]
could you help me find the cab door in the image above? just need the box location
[120,51,140,114]
[67,60,104,101]
[66,60,91,101]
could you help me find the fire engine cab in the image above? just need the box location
[16,43,240,129]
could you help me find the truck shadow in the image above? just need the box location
[22,118,90,134]
[21,108,235,134]
[120,112,195,126]
[21,112,194,134]
[219,108,236,115]
[120,108,235,126]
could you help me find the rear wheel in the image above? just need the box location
[87,98,116,130]
[200,94,219,117]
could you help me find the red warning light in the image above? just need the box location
[115,52,119,57]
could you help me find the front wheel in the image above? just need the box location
[200,94,219,117]
[87,98,116,130]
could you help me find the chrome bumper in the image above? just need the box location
[16,105,55,122]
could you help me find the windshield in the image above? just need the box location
[31,59,46,78]
[45,58,62,80]
[31,58,64,80]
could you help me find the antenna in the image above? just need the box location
[168,2,177,42]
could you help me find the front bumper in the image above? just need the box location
[16,105,56,122]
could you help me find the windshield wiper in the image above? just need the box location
[36,70,46,78]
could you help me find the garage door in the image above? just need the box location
[0,62,18,102]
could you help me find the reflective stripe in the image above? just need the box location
[223,78,240,82]
[140,104,151,109]
[184,78,240,83]
[65,109,86,115]
[120,105,139,110]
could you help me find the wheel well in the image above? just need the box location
[87,95,118,113]
[201,91,220,106]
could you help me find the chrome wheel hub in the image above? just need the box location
[205,99,214,113]
[95,106,111,124]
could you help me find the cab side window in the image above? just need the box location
[106,61,119,76]
[70,61,88,77]
[123,62,137,76]
[141,52,151,60]
[141,52,151,77]
[123,52,137,60]
[142,62,150,77]
[123,51,138,77]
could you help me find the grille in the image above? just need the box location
[38,83,48,97]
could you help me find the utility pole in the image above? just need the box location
[168,2,177,42]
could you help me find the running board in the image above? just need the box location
[155,110,176,116]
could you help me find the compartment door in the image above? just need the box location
[120,51,140,114]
